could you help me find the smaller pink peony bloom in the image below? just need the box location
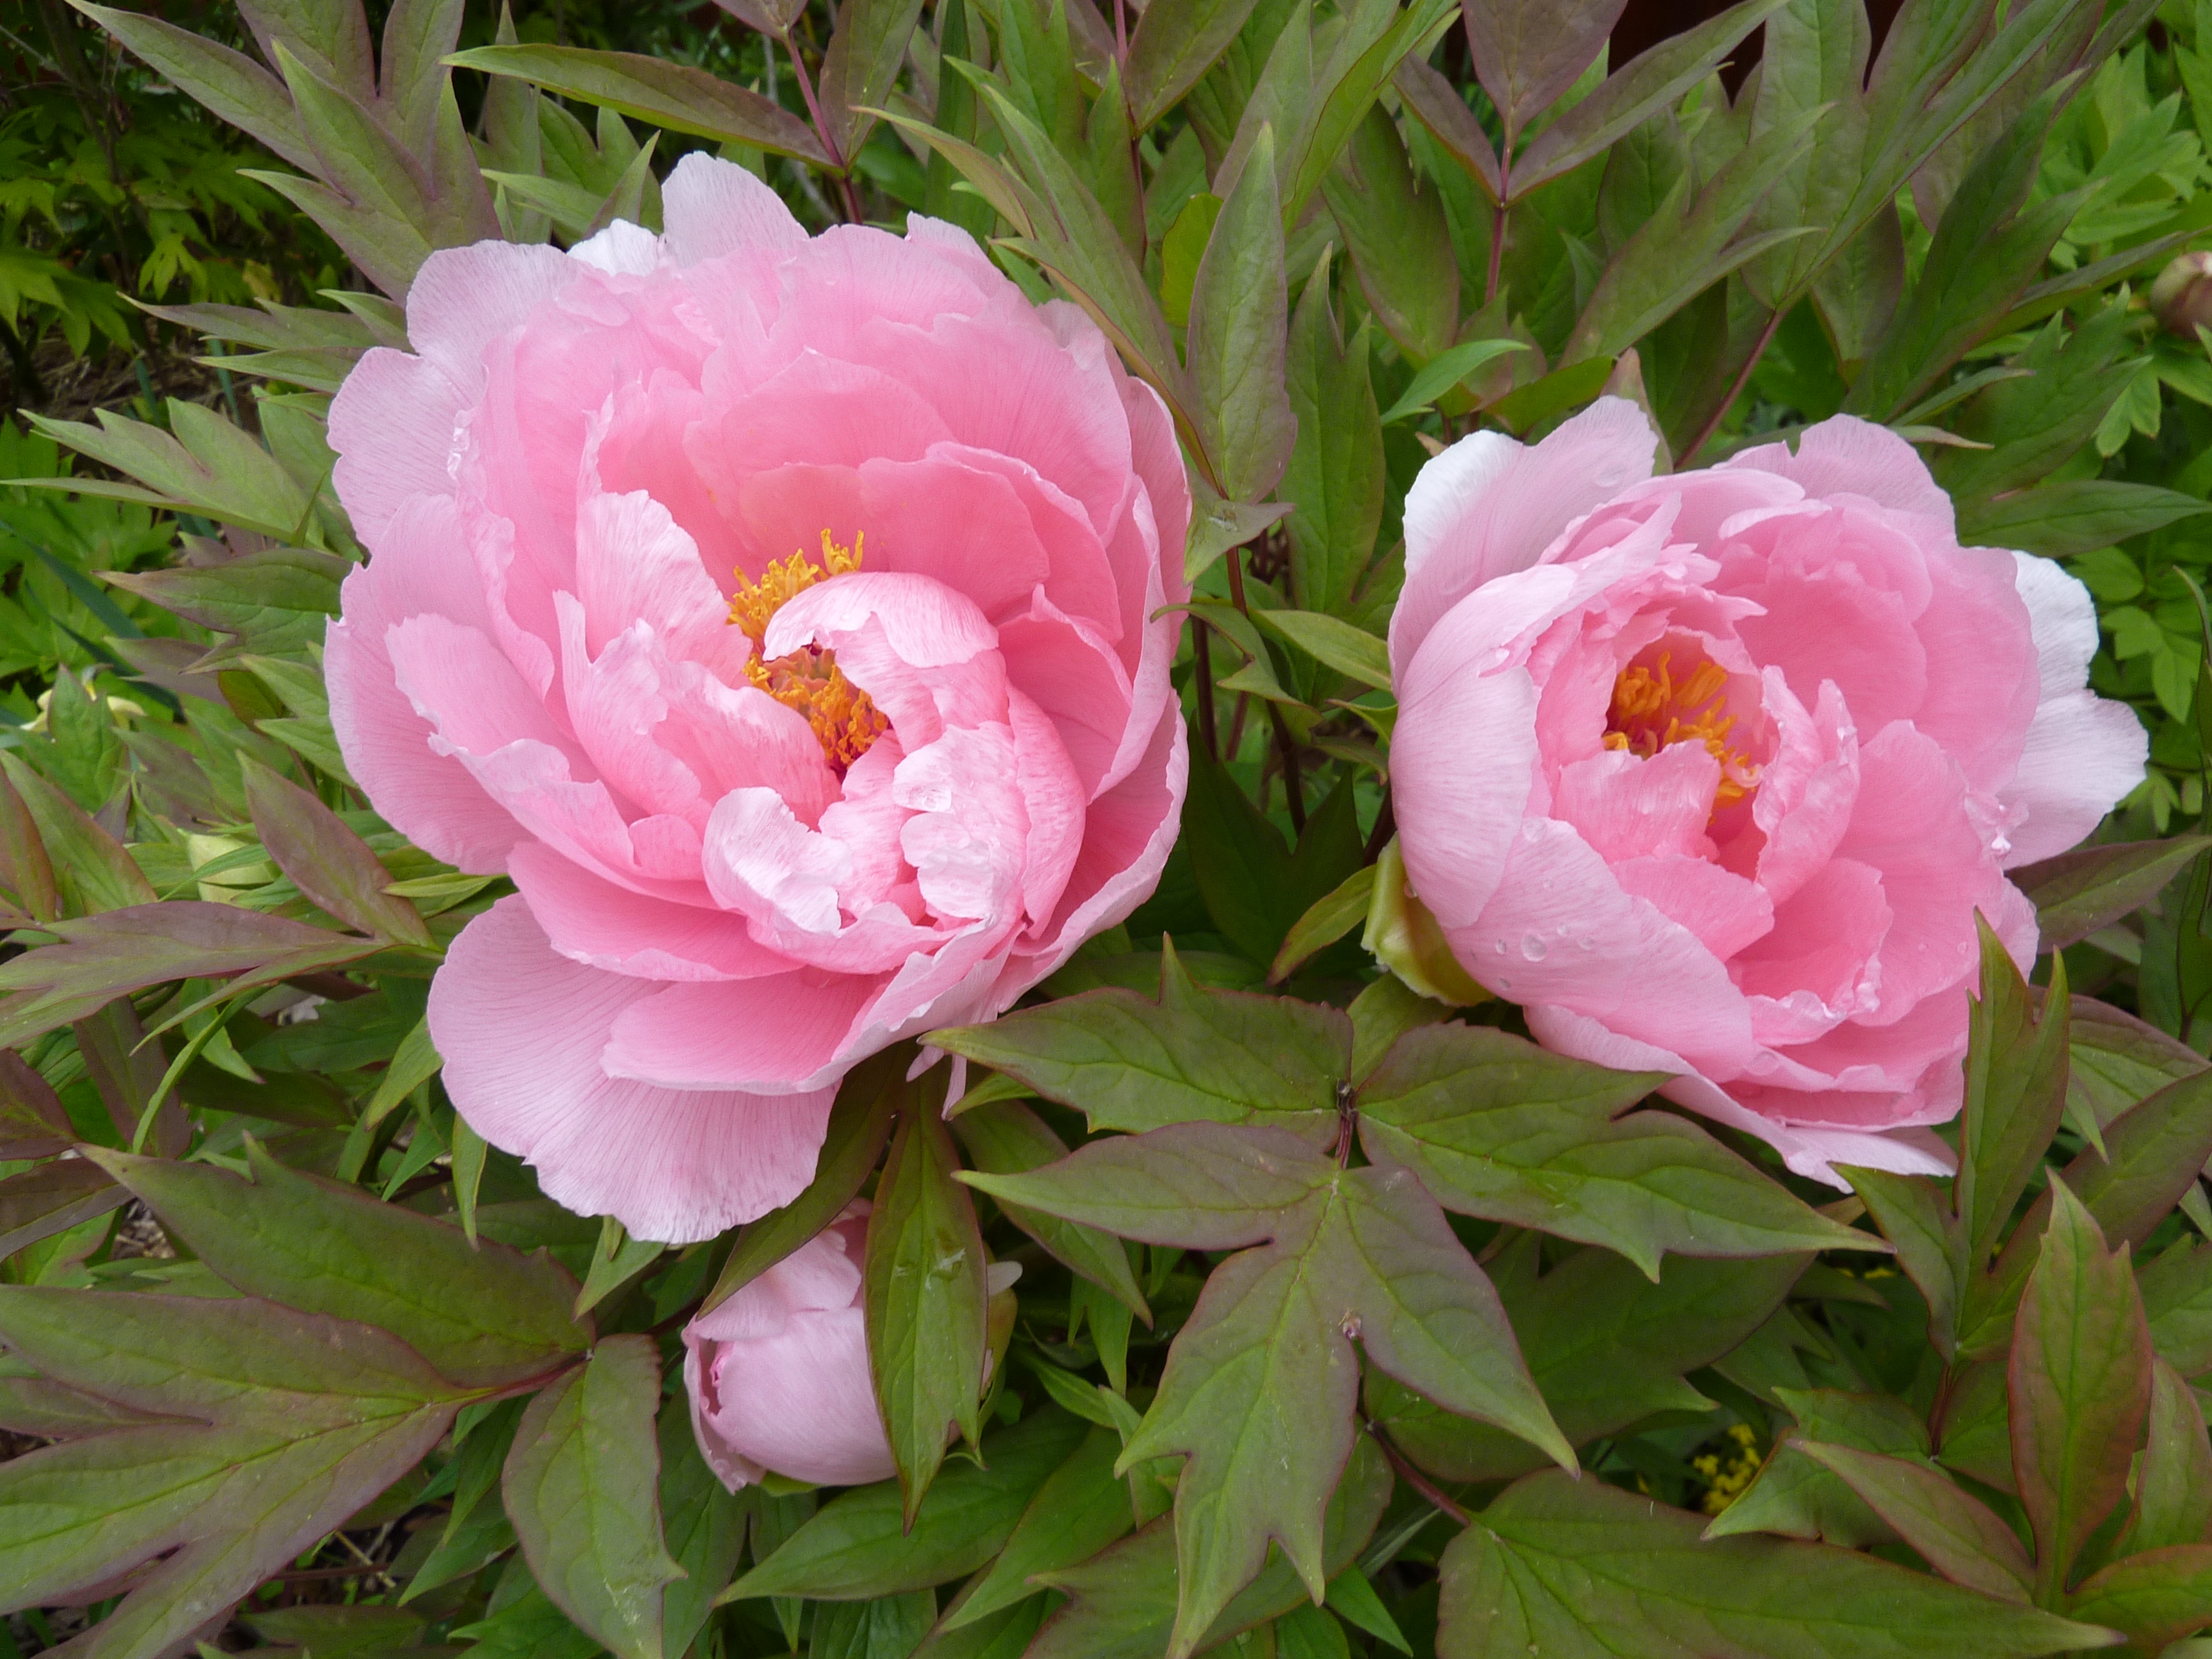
[683,1205,892,1490]
[324,156,1188,1243]
[1389,401,2146,1183]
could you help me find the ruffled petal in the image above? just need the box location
[432,898,835,1242]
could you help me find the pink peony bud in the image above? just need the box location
[682,1202,1019,1491]
[2151,250,2212,337]
[682,1205,891,1491]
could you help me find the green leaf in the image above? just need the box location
[866,1098,989,1521]
[975,1122,1567,1653]
[1252,610,1392,691]
[813,1593,939,1659]
[2009,1178,2154,1603]
[1188,124,1294,503]
[657,1392,749,1657]
[2014,837,2212,953]
[942,1425,1136,1629]
[0,902,375,1050]
[2065,1546,2212,1655]
[1959,916,2071,1276]
[504,1335,679,1659]
[1281,255,1389,617]
[1844,83,2078,421]
[0,753,154,916]
[1954,480,2211,560]
[1792,1441,2033,1601]
[1347,974,1449,1083]
[951,1099,1149,1319]
[1563,105,1822,365]
[1439,1472,2121,1658]
[70,1,320,173]
[1370,1247,1803,1481]
[2064,996,2208,1153]
[0,1051,73,1159]
[1269,864,1377,985]
[934,943,1350,1143]
[240,754,432,946]
[732,1407,1086,1600]
[85,1141,586,1388]
[1845,1167,1962,1358]
[700,1048,902,1315]
[575,1216,665,1318]
[446,45,831,163]
[1456,0,1619,152]
[1961,1067,2212,1359]
[1705,1388,1929,1549]
[1355,1021,1872,1278]
[1507,0,1791,198]
[1377,338,1531,424]
[817,0,927,163]
[104,539,343,634]
[1028,1435,1393,1659]
[0,1288,464,1657]
[2130,1358,2212,1554]
[0,1159,126,1259]
[1324,108,1458,366]
[1324,1567,1410,1654]
[1125,0,1264,129]
[2142,1238,2212,1379]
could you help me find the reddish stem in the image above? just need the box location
[1681,306,1785,467]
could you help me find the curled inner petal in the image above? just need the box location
[1604,649,1760,811]
[731,530,887,770]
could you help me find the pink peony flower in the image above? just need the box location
[1389,401,2145,1183]
[325,156,1190,1242]
[682,1204,892,1490]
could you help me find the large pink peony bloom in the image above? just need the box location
[1389,400,2144,1183]
[325,155,1189,1242]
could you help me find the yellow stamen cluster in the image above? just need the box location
[729,531,885,771]
[1602,652,1759,810]
[1694,1424,1765,1515]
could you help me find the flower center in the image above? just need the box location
[729,531,888,772]
[1602,651,1758,809]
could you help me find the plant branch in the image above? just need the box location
[1363,1412,1470,1525]
[1193,623,1219,760]
[1681,306,1783,467]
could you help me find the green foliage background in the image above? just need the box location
[2,0,2212,1656]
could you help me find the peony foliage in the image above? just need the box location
[2,0,2212,1655]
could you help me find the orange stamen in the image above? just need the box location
[1602,651,1759,811]
[728,531,885,771]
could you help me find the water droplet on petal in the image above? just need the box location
[1521,933,1550,962]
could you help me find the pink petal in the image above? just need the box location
[1732,856,1888,1010]
[508,843,792,982]
[1449,819,1755,1070]
[326,495,521,873]
[1831,722,2009,1025]
[1016,702,1186,982]
[1907,544,2039,799]
[694,1305,894,1488]
[1612,853,1774,962]
[1390,397,1658,669]
[329,240,578,546]
[1721,414,1955,529]
[1392,651,1542,931]
[602,971,879,1093]
[661,152,806,264]
[1552,743,1721,864]
[2000,551,2147,865]
[432,897,836,1242]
